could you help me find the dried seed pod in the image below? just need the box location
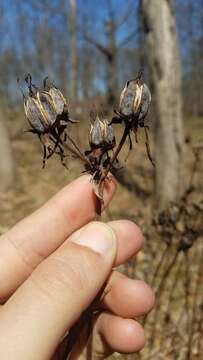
[37,91,58,127]
[110,73,154,166]
[43,77,67,115]
[24,89,60,133]
[112,71,151,129]
[24,95,49,133]
[137,83,151,127]
[23,74,76,168]
[49,86,67,115]
[24,75,57,133]
[119,78,143,117]
[89,116,115,150]
[23,75,73,134]
[178,229,197,252]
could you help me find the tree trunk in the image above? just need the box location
[141,0,184,210]
[105,20,118,106]
[69,0,78,100]
[106,53,117,106]
[0,115,16,191]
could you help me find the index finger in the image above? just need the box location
[0,175,116,300]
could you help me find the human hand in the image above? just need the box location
[0,175,154,360]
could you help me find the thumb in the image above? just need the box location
[0,222,117,360]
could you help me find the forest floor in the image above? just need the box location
[0,114,202,360]
[1,115,202,228]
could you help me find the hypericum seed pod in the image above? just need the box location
[119,78,143,117]
[48,86,67,115]
[24,93,50,133]
[89,116,115,149]
[37,91,58,126]
[23,74,73,135]
[43,77,67,116]
[137,83,151,127]
[23,74,79,169]
[110,72,154,166]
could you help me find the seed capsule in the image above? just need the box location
[119,78,143,117]
[24,93,49,132]
[89,116,115,149]
[43,77,67,115]
[117,73,151,126]
[137,83,151,127]
[48,86,67,115]
[37,91,58,126]
[23,75,71,134]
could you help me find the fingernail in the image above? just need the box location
[71,222,116,255]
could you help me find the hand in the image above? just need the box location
[0,175,154,360]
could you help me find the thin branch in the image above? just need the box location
[186,243,203,360]
[113,0,134,30]
[80,29,112,58]
[148,249,180,356]
[118,29,137,48]
[102,122,130,180]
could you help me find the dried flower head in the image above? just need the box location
[112,71,151,127]
[23,74,77,167]
[119,78,144,117]
[89,116,115,150]
[110,71,154,166]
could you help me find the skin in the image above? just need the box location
[0,175,155,360]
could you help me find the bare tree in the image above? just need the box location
[69,0,78,100]
[176,0,203,117]
[80,0,136,106]
[141,0,184,209]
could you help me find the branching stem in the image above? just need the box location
[103,122,130,179]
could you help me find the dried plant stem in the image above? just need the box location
[95,123,131,216]
[59,283,107,360]
[143,241,172,327]
[63,138,90,165]
[95,196,102,218]
[148,249,180,356]
[151,242,171,288]
[67,135,89,164]
[186,244,203,360]
[102,122,130,180]
[159,255,182,351]
[184,252,191,338]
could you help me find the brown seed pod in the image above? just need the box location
[24,94,49,133]
[89,116,115,150]
[43,77,67,116]
[23,74,74,168]
[109,72,154,166]
[119,78,144,118]
[111,72,151,129]
[137,83,151,127]
[24,74,59,133]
